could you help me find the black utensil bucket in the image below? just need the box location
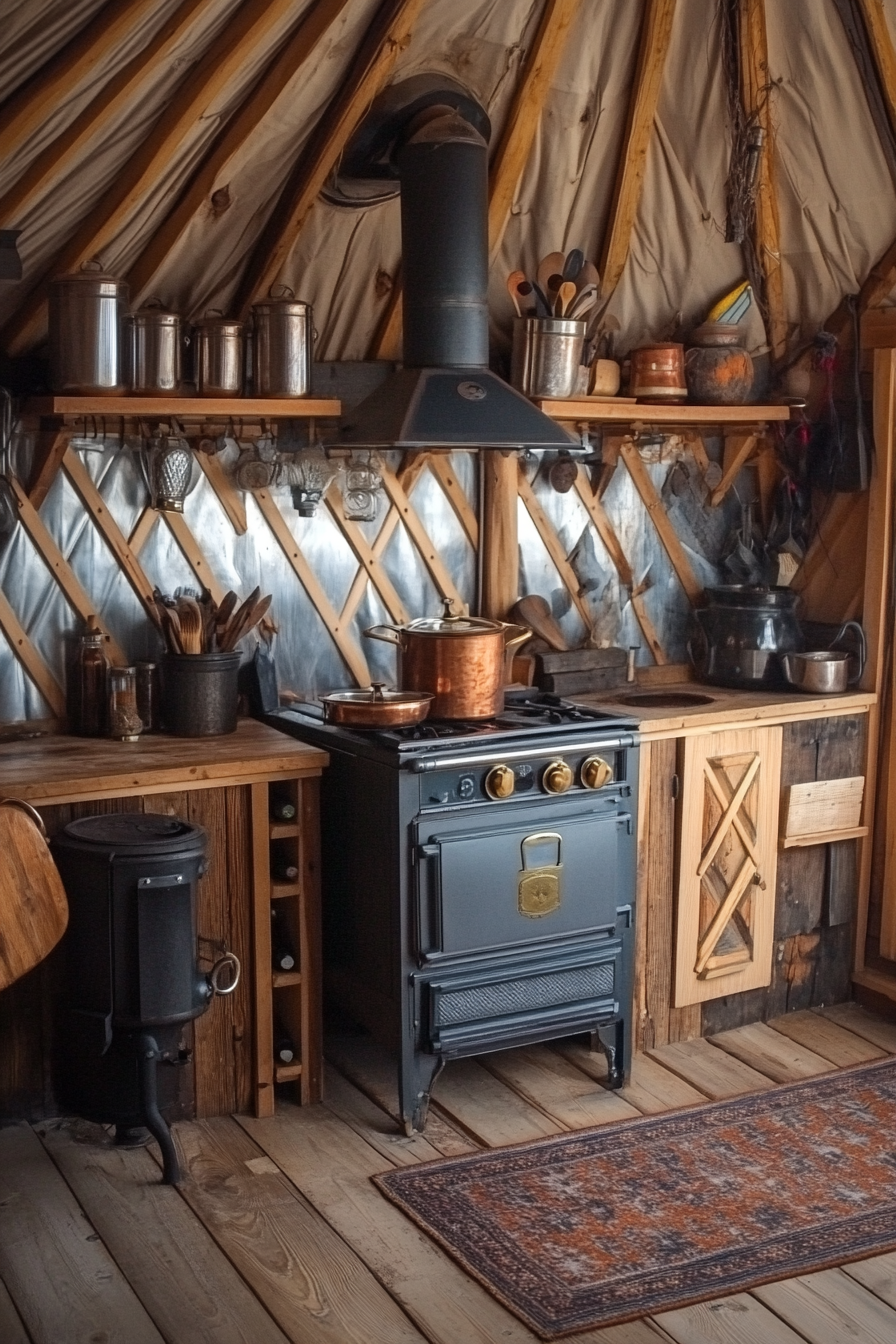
[162,652,241,736]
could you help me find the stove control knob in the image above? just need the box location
[485,764,515,800]
[543,759,573,794]
[581,755,613,790]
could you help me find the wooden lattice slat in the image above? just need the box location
[197,452,248,535]
[338,453,431,627]
[517,466,593,631]
[379,465,467,613]
[0,587,65,717]
[427,454,479,551]
[618,437,704,605]
[323,483,409,625]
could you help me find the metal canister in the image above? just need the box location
[510,317,586,399]
[193,314,243,398]
[48,263,129,395]
[251,288,314,397]
[127,303,183,394]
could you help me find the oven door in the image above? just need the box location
[413,799,631,959]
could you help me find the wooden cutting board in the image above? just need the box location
[0,799,68,991]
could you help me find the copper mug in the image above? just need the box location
[630,343,687,402]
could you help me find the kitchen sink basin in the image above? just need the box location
[616,690,716,708]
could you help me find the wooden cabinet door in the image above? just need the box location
[673,725,782,1007]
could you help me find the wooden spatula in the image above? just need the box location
[0,800,68,992]
[511,595,569,652]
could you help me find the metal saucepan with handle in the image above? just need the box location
[364,601,530,720]
[781,620,867,694]
[320,682,434,728]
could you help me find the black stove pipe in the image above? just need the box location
[396,108,489,369]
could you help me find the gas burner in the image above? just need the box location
[387,716,501,741]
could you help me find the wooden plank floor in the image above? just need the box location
[2,1005,896,1343]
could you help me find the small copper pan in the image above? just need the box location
[320,682,433,729]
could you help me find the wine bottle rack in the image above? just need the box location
[250,775,322,1117]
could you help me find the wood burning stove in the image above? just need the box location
[52,813,240,1183]
[268,692,639,1133]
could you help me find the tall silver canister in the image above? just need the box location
[251,287,314,397]
[510,316,586,399]
[193,313,243,398]
[127,303,183,395]
[49,264,129,395]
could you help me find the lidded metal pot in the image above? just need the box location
[48,261,129,395]
[193,311,243,397]
[251,285,315,397]
[127,300,185,395]
[690,585,803,689]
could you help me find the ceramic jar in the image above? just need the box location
[685,322,754,405]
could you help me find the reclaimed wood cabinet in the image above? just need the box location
[673,725,782,1007]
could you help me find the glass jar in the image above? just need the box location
[72,619,109,736]
[108,666,143,741]
[135,661,159,732]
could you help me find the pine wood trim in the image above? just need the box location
[323,482,410,625]
[7,475,128,666]
[1,0,308,354]
[598,0,678,297]
[233,0,428,320]
[480,453,518,621]
[62,446,162,627]
[517,467,593,631]
[0,0,160,165]
[125,0,353,301]
[250,781,275,1118]
[0,0,215,226]
[738,0,787,363]
[618,436,704,605]
[858,0,896,136]
[252,488,371,686]
[0,587,66,717]
[573,467,667,663]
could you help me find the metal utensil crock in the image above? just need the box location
[251,287,315,397]
[194,313,243,397]
[510,316,586,399]
[127,303,183,394]
[364,601,530,719]
[49,263,129,395]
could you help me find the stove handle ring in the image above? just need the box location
[208,952,241,996]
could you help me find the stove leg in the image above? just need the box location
[138,1033,181,1185]
[593,1021,624,1089]
[402,1054,444,1135]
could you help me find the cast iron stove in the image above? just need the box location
[267,691,639,1133]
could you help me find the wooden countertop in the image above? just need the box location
[575,682,876,740]
[0,719,328,805]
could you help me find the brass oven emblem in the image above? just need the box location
[518,832,562,918]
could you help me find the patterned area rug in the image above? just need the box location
[375,1058,896,1338]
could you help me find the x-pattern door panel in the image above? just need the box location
[674,725,781,1006]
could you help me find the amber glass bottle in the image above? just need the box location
[73,616,109,735]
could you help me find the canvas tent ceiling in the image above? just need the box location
[1,0,896,365]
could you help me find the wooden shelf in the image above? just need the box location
[535,398,792,425]
[269,822,300,839]
[274,1062,303,1083]
[272,970,303,988]
[780,825,869,849]
[271,880,301,899]
[26,396,341,418]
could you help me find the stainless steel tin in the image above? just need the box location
[194,315,243,398]
[251,292,314,397]
[127,305,182,394]
[510,317,586,399]
[48,265,129,395]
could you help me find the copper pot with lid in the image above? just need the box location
[364,601,530,719]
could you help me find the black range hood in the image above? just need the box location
[338,79,575,451]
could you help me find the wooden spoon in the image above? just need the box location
[506,269,527,317]
[576,260,600,292]
[220,586,261,651]
[569,283,598,319]
[511,595,569,652]
[556,280,577,317]
[176,598,204,654]
[536,251,566,295]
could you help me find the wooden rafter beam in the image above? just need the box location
[125,0,353,303]
[371,0,583,360]
[233,0,428,321]
[598,0,678,298]
[0,0,215,228]
[738,0,787,363]
[1,0,308,355]
[0,0,161,166]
